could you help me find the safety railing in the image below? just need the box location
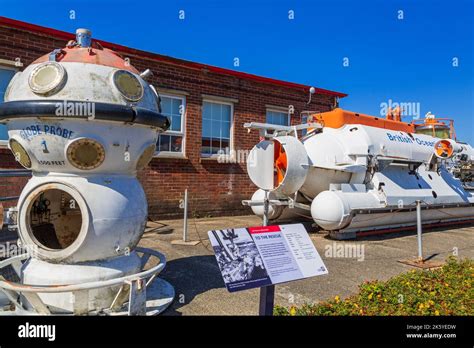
[0,247,171,316]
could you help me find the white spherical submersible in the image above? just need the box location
[0,29,175,315]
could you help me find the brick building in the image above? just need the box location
[0,17,346,219]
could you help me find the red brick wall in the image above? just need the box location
[0,148,29,208]
[0,24,337,219]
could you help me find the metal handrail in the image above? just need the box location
[0,196,19,202]
[0,247,165,293]
[0,169,31,177]
[0,247,169,315]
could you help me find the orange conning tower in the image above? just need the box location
[412,117,456,140]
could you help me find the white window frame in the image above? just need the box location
[266,107,291,127]
[0,61,20,148]
[201,98,234,160]
[154,93,186,158]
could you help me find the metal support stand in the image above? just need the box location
[398,200,443,269]
[171,188,200,246]
[0,247,174,316]
[183,188,189,242]
[416,200,423,262]
[258,190,275,316]
[262,190,269,227]
[259,283,275,316]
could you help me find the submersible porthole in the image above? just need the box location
[113,69,144,102]
[66,138,105,170]
[9,138,32,169]
[28,61,67,96]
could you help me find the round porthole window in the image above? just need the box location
[27,188,83,250]
[67,138,105,170]
[9,139,32,169]
[28,62,67,95]
[18,182,89,261]
[113,70,144,102]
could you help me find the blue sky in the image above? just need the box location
[1,0,473,142]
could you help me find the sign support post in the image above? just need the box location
[259,283,275,316]
[258,189,275,316]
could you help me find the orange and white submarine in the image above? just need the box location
[245,106,474,239]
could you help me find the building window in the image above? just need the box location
[266,109,290,126]
[0,67,16,143]
[156,94,185,155]
[202,100,233,156]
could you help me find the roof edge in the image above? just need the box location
[0,16,348,98]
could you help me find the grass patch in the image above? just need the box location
[274,257,473,316]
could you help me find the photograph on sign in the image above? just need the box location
[208,224,328,292]
[209,229,272,292]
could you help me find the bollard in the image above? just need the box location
[416,200,423,262]
[183,189,189,242]
[171,189,200,246]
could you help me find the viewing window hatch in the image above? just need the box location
[27,189,82,250]
[66,138,105,170]
[415,126,451,139]
[9,139,31,169]
[113,70,143,102]
[413,118,455,139]
[28,62,67,96]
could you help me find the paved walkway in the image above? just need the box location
[1,216,472,314]
[139,215,474,315]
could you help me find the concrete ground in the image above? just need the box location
[140,215,474,316]
[0,216,472,315]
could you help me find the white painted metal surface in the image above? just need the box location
[17,177,147,262]
[0,29,174,314]
[247,136,309,195]
[247,140,275,191]
[246,118,474,237]
[6,62,159,110]
[7,119,158,174]
[0,247,174,315]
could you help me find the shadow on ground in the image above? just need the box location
[159,255,225,315]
